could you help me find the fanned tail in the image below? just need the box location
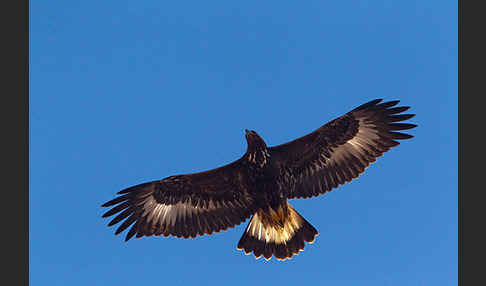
[237,202,318,261]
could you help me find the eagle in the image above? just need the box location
[102,99,416,261]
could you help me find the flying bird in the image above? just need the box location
[102,99,416,261]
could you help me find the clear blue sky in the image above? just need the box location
[30,1,457,285]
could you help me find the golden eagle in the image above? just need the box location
[102,99,416,261]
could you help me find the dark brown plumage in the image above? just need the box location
[102,99,417,261]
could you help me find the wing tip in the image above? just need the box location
[125,232,135,242]
[388,123,418,131]
[387,131,415,140]
[354,98,383,111]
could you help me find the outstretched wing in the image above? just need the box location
[270,99,417,199]
[102,159,257,241]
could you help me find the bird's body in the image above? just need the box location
[102,99,417,261]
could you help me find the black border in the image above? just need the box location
[23,0,29,284]
[460,1,486,285]
[7,0,29,284]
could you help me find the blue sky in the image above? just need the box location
[30,1,457,285]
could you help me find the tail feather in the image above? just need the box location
[237,202,318,261]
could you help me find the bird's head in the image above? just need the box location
[245,129,270,167]
[245,129,267,151]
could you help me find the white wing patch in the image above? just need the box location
[313,118,380,175]
[140,196,218,228]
